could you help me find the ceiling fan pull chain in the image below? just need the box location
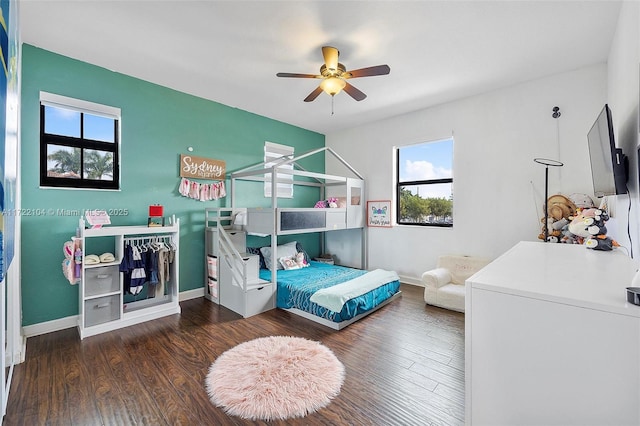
[331,96,334,115]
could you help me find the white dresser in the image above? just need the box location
[465,241,640,426]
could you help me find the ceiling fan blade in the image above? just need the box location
[345,65,391,78]
[322,46,339,72]
[303,86,324,102]
[277,72,321,78]
[343,82,367,101]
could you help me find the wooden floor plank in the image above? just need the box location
[5,284,465,425]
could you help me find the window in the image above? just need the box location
[396,137,453,226]
[40,92,120,190]
[264,141,294,198]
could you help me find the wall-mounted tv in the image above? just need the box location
[587,104,628,198]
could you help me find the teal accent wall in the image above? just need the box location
[20,45,325,326]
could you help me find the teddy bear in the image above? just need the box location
[538,194,576,242]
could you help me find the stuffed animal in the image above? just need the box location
[568,193,595,209]
[562,208,619,250]
[314,197,339,208]
[585,234,619,251]
[62,240,79,285]
[538,194,576,242]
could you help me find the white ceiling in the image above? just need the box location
[19,1,622,135]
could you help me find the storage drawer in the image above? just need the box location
[84,294,120,327]
[244,284,274,317]
[85,266,120,297]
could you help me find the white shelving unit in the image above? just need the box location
[78,219,181,339]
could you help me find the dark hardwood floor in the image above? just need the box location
[5,284,465,425]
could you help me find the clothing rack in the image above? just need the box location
[123,235,176,248]
[77,220,181,339]
[121,234,177,302]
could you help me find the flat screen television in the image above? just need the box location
[587,104,628,198]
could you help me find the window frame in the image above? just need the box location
[39,92,121,190]
[396,137,454,227]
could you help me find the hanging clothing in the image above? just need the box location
[120,243,147,295]
[156,245,176,297]
[119,244,134,294]
[129,245,146,295]
[145,248,159,299]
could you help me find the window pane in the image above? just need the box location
[399,138,453,182]
[399,183,453,225]
[84,113,116,143]
[83,149,114,181]
[44,105,80,137]
[46,145,81,178]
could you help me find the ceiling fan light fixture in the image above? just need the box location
[276,46,390,102]
[320,77,346,96]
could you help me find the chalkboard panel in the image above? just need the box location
[280,211,326,231]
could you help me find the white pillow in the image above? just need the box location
[260,241,298,270]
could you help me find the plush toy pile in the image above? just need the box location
[562,208,620,251]
[314,197,339,208]
[538,193,619,251]
[537,194,577,243]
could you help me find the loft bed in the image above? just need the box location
[231,147,366,239]
[206,147,401,329]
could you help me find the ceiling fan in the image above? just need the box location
[276,46,390,102]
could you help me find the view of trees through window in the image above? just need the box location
[40,96,120,190]
[46,146,114,180]
[397,138,453,226]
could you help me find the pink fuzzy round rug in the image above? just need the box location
[205,335,345,421]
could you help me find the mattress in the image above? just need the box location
[259,261,401,323]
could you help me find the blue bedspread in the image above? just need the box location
[259,261,400,323]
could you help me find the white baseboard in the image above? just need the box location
[179,287,204,301]
[399,275,423,287]
[22,288,207,339]
[22,315,78,338]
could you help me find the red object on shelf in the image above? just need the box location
[148,205,164,217]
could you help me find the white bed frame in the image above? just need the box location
[208,147,400,328]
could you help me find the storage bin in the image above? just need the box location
[84,294,120,327]
[207,255,218,279]
[208,277,218,298]
[84,266,120,297]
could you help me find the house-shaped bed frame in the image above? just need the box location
[204,147,400,328]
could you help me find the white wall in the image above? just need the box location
[326,64,608,283]
[608,1,640,260]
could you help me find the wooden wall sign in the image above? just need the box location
[180,154,226,180]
